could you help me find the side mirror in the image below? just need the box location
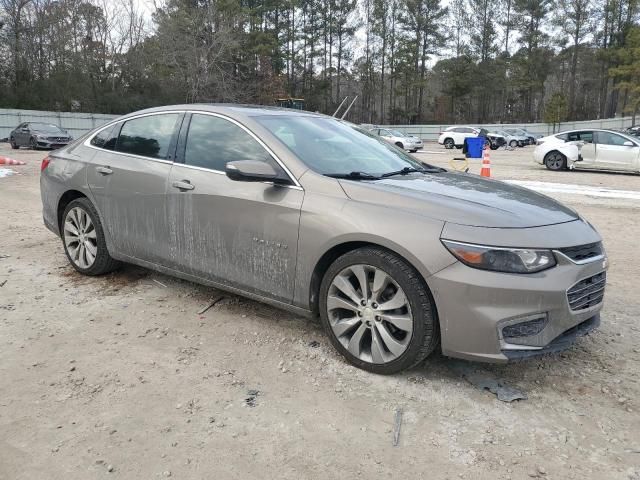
[623,141,635,147]
[225,160,288,184]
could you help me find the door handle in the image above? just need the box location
[172,180,195,191]
[96,166,113,175]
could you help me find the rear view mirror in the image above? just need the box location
[226,160,288,184]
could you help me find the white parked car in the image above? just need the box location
[370,127,423,152]
[534,129,640,173]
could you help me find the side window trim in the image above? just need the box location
[174,113,192,164]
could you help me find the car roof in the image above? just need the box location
[117,104,326,122]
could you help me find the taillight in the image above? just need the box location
[41,157,51,171]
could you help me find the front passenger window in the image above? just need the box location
[184,114,278,172]
[597,132,630,146]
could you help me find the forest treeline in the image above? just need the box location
[0,0,639,125]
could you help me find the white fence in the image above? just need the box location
[382,116,636,142]
[0,108,117,139]
[1,107,635,142]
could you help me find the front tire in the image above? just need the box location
[319,247,439,374]
[509,139,518,148]
[544,151,567,171]
[30,137,38,150]
[61,198,120,275]
[443,138,454,149]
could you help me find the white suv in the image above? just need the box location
[438,126,481,149]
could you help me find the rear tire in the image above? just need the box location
[61,198,120,275]
[319,247,439,375]
[443,138,454,149]
[10,137,18,149]
[395,142,404,150]
[544,151,567,171]
[509,140,518,148]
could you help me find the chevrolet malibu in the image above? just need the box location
[40,105,607,374]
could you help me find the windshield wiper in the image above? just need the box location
[380,167,423,178]
[381,165,446,177]
[324,171,381,180]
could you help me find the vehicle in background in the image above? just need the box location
[504,128,541,145]
[625,126,640,137]
[41,104,606,373]
[494,129,527,148]
[438,126,482,149]
[482,129,507,150]
[369,127,423,152]
[9,123,73,150]
[534,129,640,173]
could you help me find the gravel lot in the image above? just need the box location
[1,143,639,480]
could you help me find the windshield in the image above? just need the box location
[387,129,405,137]
[255,116,426,176]
[30,123,64,133]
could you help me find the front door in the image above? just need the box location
[87,112,182,264]
[166,112,303,304]
[595,131,639,171]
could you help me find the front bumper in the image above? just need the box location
[36,139,71,149]
[429,241,606,363]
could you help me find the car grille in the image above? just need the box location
[47,136,68,142]
[567,272,606,311]
[559,242,603,262]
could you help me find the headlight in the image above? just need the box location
[441,240,556,273]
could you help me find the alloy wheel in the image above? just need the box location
[327,264,413,364]
[545,152,565,170]
[63,206,98,269]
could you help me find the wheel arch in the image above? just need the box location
[308,240,438,320]
[57,190,88,231]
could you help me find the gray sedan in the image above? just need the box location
[40,105,606,374]
[10,122,72,149]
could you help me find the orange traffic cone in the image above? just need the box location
[0,156,26,165]
[480,146,491,178]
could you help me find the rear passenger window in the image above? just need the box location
[116,114,180,159]
[184,114,276,172]
[91,124,119,150]
[567,131,593,143]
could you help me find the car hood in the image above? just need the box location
[32,129,68,137]
[339,172,579,228]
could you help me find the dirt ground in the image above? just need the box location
[1,142,639,480]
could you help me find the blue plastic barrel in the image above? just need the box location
[465,137,484,158]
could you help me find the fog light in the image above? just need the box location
[502,315,548,339]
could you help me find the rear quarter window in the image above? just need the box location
[90,124,119,150]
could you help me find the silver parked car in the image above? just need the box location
[41,105,607,374]
[370,127,423,152]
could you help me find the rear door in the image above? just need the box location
[566,130,596,167]
[87,112,183,264]
[594,131,639,171]
[166,112,303,303]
